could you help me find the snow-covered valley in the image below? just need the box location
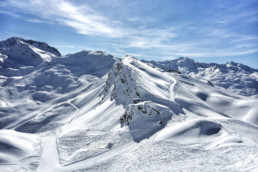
[0,37,257,171]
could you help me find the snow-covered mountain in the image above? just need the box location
[144,57,258,96]
[0,37,257,171]
[0,37,61,68]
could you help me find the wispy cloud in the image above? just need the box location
[0,9,52,24]
[1,0,124,37]
[1,0,257,60]
[0,10,21,18]
[26,18,53,24]
[0,0,178,43]
[229,36,258,43]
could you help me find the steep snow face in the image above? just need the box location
[145,57,258,96]
[22,39,61,57]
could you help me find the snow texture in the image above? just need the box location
[0,37,257,172]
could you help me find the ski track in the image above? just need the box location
[36,132,60,172]
[169,74,177,101]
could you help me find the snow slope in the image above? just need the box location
[144,57,258,96]
[0,37,257,171]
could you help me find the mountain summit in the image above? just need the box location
[0,37,61,68]
[0,37,61,56]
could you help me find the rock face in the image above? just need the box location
[144,57,258,96]
[120,101,173,142]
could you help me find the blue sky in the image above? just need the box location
[0,0,258,68]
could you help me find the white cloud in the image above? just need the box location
[1,0,257,59]
[1,0,124,38]
[1,0,178,43]
[230,36,258,43]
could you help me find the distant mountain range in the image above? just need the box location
[143,57,258,96]
[0,37,257,171]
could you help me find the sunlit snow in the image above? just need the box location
[0,37,257,171]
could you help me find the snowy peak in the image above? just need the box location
[226,61,256,72]
[176,57,198,73]
[0,37,26,47]
[0,37,61,57]
[177,57,195,63]
[0,37,60,68]
[146,57,258,96]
